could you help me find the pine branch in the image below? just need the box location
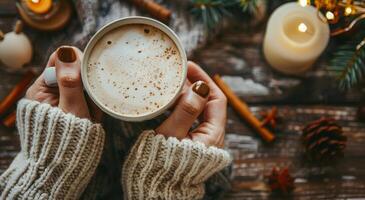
[238,0,260,14]
[190,0,261,30]
[190,0,234,30]
[329,37,365,90]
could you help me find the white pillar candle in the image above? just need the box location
[263,2,330,75]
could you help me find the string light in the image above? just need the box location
[304,0,363,35]
[314,0,359,19]
[345,6,353,15]
[326,11,335,20]
[31,0,40,3]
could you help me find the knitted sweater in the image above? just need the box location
[0,99,105,199]
[0,99,232,199]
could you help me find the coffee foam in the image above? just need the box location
[86,24,184,117]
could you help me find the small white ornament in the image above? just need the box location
[0,21,33,69]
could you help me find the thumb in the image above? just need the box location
[156,81,210,139]
[56,46,90,119]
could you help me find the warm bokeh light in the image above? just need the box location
[326,11,335,20]
[298,23,308,33]
[345,6,353,16]
[298,0,309,7]
[26,0,52,14]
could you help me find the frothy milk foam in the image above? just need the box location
[86,24,184,117]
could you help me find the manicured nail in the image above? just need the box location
[193,81,210,98]
[57,47,76,63]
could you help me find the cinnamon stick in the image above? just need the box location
[14,20,23,34]
[260,106,278,128]
[213,74,275,142]
[131,0,171,23]
[0,30,4,41]
[3,111,16,128]
[0,70,36,116]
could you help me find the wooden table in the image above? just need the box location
[1,1,365,199]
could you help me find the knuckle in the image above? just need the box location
[25,85,40,100]
[223,96,227,104]
[25,87,33,98]
[220,94,227,104]
[59,73,81,88]
[205,135,216,146]
[180,101,200,116]
[216,87,227,102]
[33,93,46,102]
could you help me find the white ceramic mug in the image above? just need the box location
[44,16,187,121]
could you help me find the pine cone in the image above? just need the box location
[302,117,347,163]
[267,167,294,195]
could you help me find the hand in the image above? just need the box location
[156,61,227,148]
[25,46,102,121]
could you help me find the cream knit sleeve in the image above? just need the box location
[0,99,105,200]
[122,130,232,200]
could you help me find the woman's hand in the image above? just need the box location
[156,61,227,148]
[25,46,102,121]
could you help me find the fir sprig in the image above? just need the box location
[191,0,261,30]
[329,37,365,90]
[238,0,259,14]
[190,0,234,30]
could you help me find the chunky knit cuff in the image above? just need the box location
[122,130,232,200]
[0,99,105,200]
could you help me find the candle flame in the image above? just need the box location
[298,0,309,7]
[326,11,335,20]
[298,23,308,33]
[31,0,40,3]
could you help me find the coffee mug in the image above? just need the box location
[44,16,187,121]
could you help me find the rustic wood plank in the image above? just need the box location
[191,24,365,105]
[1,0,365,199]
[0,127,19,174]
[0,1,17,16]
[223,105,365,199]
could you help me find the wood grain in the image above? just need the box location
[223,106,365,199]
[191,24,365,105]
[0,1,16,16]
[1,0,365,199]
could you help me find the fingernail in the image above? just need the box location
[57,47,76,63]
[193,81,210,98]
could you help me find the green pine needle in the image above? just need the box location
[238,0,259,14]
[191,0,261,30]
[191,0,233,30]
[329,38,365,90]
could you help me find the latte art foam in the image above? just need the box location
[86,24,184,117]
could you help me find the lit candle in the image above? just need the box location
[263,2,330,74]
[25,0,52,14]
